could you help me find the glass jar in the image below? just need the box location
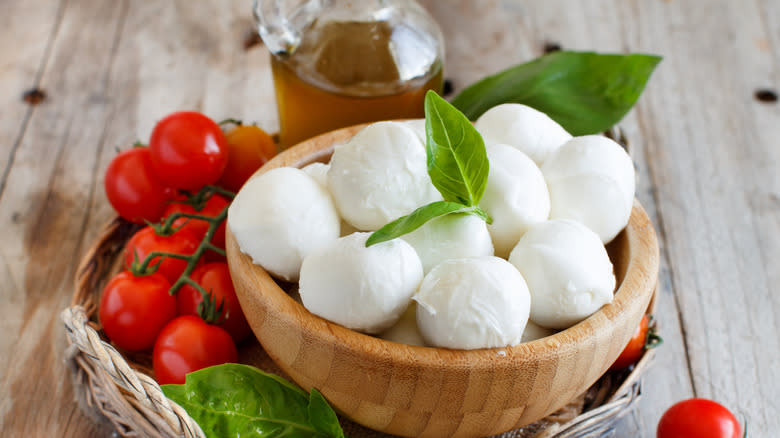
[253,0,444,147]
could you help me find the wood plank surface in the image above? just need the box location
[0,0,64,196]
[0,0,128,435]
[628,0,779,433]
[0,0,64,376]
[0,0,777,436]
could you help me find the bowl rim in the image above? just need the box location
[227,121,660,373]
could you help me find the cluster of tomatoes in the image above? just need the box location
[100,111,276,384]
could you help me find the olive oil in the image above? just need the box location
[270,20,443,147]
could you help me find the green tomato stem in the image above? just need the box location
[134,186,234,311]
[167,204,228,296]
[181,276,225,324]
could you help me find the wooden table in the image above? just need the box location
[1,0,777,436]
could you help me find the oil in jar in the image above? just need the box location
[271,20,443,147]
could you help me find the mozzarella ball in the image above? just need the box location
[401,213,494,273]
[475,104,572,165]
[508,219,615,329]
[479,143,550,258]
[299,232,423,334]
[301,162,330,188]
[228,167,340,281]
[542,135,635,243]
[301,162,361,237]
[328,122,442,230]
[400,119,427,144]
[414,257,530,350]
[379,303,427,346]
[521,321,556,343]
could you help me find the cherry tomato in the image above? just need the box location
[610,314,650,371]
[149,112,229,190]
[162,194,229,250]
[99,271,176,351]
[177,262,251,343]
[657,398,742,438]
[217,124,277,192]
[104,147,174,224]
[153,315,238,384]
[124,226,202,284]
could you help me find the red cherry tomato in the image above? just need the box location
[124,226,202,284]
[177,262,251,343]
[153,315,238,384]
[99,271,176,351]
[161,194,229,250]
[104,147,174,224]
[217,124,277,192]
[657,398,742,438]
[610,314,650,371]
[149,112,229,190]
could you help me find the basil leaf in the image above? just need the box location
[366,201,491,247]
[161,363,344,438]
[451,51,662,135]
[425,91,490,206]
[308,389,344,438]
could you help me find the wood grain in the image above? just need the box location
[0,0,64,197]
[225,126,659,438]
[0,0,128,435]
[625,0,780,432]
[0,0,777,436]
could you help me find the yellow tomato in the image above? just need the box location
[218,125,278,192]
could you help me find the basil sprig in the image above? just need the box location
[367,92,491,246]
[425,92,489,205]
[451,51,662,135]
[162,364,345,438]
[366,201,490,246]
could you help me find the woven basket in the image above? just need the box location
[62,128,657,438]
[63,221,656,438]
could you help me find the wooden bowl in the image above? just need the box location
[226,124,660,438]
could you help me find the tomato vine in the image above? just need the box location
[134,185,235,322]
